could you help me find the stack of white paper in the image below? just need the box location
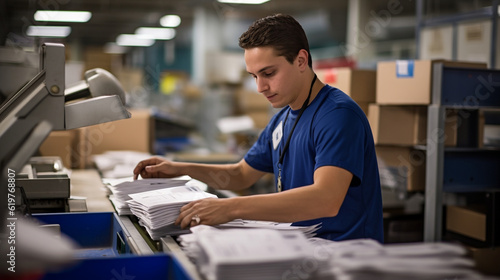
[178,228,484,280]
[128,185,217,238]
[93,150,152,178]
[309,239,484,280]
[138,219,191,240]
[161,219,319,244]
[180,226,320,280]
[107,177,191,215]
[217,219,320,238]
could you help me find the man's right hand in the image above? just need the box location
[133,157,182,180]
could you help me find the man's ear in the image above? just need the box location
[296,49,309,71]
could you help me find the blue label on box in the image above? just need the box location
[396,60,414,78]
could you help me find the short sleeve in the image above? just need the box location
[244,125,274,173]
[313,107,366,186]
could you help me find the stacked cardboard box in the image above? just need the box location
[82,109,153,157]
[467,246,500,276]
[376,146,426,192]
[39,109,154,169]
[316,67,376,115]
[447,202,500,277]
[376,60,485,105]
[234,68,375,129]
[372,59,486,192]
[39,130,82,169]
[446,205,487,242]
[235,87,271,129]
[83,46,118,73]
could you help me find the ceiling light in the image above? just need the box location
[116,34,155,47]
[160,15,181,27]
[34,10,92,22]
[135,27,176,40]
[217,0,270,4]
[26,26,71,37]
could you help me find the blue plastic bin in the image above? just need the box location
[41,254,190,280]
[32,212,193,280]
[33,212,135,258]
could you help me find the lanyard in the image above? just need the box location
[277,74,317,192]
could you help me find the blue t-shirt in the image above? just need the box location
[244,84,384,242]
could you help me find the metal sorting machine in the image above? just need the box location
[0,43,203,279]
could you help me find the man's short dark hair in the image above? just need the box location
[239,14,312,68]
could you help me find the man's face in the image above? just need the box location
[244,47,303,109]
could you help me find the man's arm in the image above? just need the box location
[133,157,266,191]
[176,165,352,228]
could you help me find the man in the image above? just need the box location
[133,14,383,242]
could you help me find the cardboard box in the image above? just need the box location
[246,111,271,129]
[205,51,245,84]
[357,102,369,116]
[446,205,486,242]
[457,20,491,66]
[368,104,460,146]
[39,130,80,169]
[419,25,453,60]
[467,246,500,276]
[376,60,486,105]
[236,88,270,112]
[369,104,427,146]
[81,109,153,157]
[316,67,376,103]
[376,146,426,192]
[114,67,144,94]
[83,46,117,73]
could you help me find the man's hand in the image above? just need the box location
[175,198,235,229]
[133,157,182,180]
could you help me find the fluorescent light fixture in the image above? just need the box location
[160,15,181,27]
[116,34,155,47]
[104,42,128,54]
[34,10,92,22]
[26,26,71,37]
[217,0,270,4]
[135,27,176,40]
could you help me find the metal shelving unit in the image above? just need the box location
[424,63,500,242]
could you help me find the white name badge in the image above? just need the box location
[272,121,283,150]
